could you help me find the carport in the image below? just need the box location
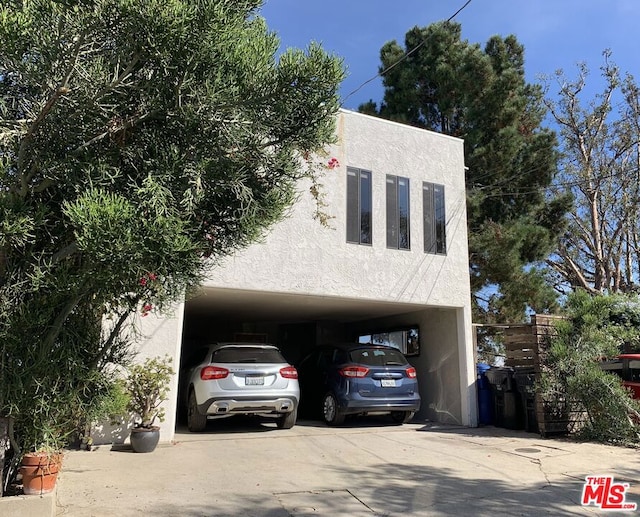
[180,286,467,426]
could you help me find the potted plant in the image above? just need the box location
[19,449,64,495]
[125,355,175,453]
[18,424,68,496]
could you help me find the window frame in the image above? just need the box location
[346,167,373,245]
[423,181,447,255]
[386,174,411,250]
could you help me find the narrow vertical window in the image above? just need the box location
[360,170,372,244]
[347,169,359,243]
[434,184,446,254]
[423,182,446,254]
[386,176,397,248]
[386,175,410,250]
[346,167,372,245]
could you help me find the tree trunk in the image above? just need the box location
[0,417,10,497]
[0,416,18,497]
[0,418,5,497]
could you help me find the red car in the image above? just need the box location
[600,354,640,400]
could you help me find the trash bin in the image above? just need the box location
[485,366,523,430]
[476,363,494,425]
[513,368,538,433]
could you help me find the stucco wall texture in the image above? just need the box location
[203,110,471,310]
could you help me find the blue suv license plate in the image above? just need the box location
[381,379,396,387]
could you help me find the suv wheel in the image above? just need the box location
[322,392,345,426]
[390,411,415,424]
[187,390,207,432]
[276,407,297,429]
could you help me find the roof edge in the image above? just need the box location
[338,108,465,144]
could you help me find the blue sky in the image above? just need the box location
[260,0,639,110]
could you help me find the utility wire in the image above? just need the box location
[341,0,473,106]
[336,0,640,202]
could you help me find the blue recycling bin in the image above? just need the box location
[476,363,494,425]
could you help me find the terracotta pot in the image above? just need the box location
[20,452,63,495]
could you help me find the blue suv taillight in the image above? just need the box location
[339,366,369,378]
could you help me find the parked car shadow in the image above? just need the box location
[173,414,416,438]
[295,414,418,428]
[175,414,288,435]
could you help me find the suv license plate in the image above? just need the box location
[246,376,264,385]
[381,379,396,387]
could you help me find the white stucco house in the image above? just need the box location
[131,109,476,443]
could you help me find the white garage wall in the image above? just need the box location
[133,302,185,441]
[91,303,185,445]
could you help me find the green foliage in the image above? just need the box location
[361,21,571,323]
[0,309,130,452]
[88,378,130,427]
[125,355,174,429]
[558,290,640,353]
[0,0,344,459]
[541,291,640,445]
[568,367,639,444]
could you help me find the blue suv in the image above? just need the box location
[297,343,421,425]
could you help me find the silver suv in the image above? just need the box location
[181,343,300,431]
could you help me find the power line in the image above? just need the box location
[341,0,473,106]
[334,0,640,203]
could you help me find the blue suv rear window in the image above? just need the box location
[349,348,407,366]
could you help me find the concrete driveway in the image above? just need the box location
[55,418,640,516]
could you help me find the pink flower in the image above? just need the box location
[141,303,153,316]
[147,272,157,281]
[139,277,147,286]
[327,157,339,169]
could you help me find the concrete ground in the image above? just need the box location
[55,418,640,516]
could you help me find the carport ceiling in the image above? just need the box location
[186,287,429,323]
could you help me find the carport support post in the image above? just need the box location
[459,307,477,427]
[472,324,478,365]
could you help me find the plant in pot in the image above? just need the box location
[19,448,64,496]
[77,377,132,451]
[18,422,69,496]
[125,355,174,453]
[4,357,126,495]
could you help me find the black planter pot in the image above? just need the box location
[130,427,160,453]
